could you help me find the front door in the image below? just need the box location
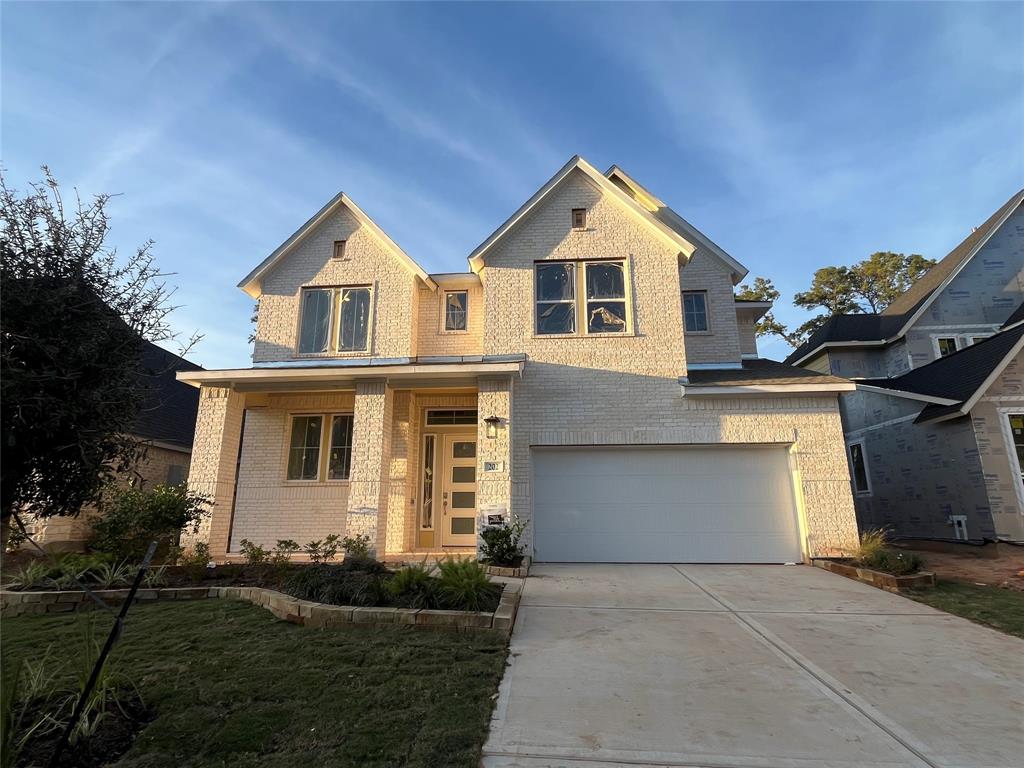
[1009,414,1024,488]
[441,434,477,546]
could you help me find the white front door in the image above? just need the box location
[441,434,478,546]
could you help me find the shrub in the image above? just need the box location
[239,539,269,567]
[856,528,889,563]
[386,561,437,608]
[5,561,49,591]
[304,534,341,564]
[89,484,210,561]
[281,565,388,607]
[179,542,211,581]
[270,539,300,568]
[436,558,500,612]
[341,534,371,559]
[142,563,169,588]
[479,519,526,566]
[92,561,135,589]
[855,528,925,575]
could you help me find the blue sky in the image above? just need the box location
[3,1,1022,367]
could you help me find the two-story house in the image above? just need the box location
[786,189,1024,544]
[178,156,859,564]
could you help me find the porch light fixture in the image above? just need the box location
[484,415,502,439]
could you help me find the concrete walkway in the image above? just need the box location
[483,564,1024,768]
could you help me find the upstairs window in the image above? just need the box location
[848,441,871,495]
[444,290,468,332]
[585,262,627,333]
[332,240,347,260]
[298,288,332,353]
[536,262,576,335]
[935,337,958,357]
[682,291,709,332]
[571,208,586,229]
[338,287,371,351]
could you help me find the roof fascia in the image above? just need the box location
[854,383,959,406]
[789,338,890,367]
[680,382,856,396]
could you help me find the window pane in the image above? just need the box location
[421,436,435,529]
[452,466,476,483]
[328,414,354,480]
[452,441,476,458]
[586,263,625,300]
[683,292,708,332]
[339,287,371,351]
[445,291,468,331]
[587,301,627,333]
[451,517,475,534]
[298,290,332,353]
[536,263,575,301]
[288,416,322,480]
[537,302,575,334]
[426,409,478,425]
[451,491,476,509]
[937,338,957,357]
[850,444,868,492]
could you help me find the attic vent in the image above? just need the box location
[333,240,347,260]
[571,208,586,230]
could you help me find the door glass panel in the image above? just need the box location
[1011,415,1024,485]
[451,518,475,535]
[421,435,435,529]
[451,491,476,508]
[451,466,476,483]
[452,441,476,458]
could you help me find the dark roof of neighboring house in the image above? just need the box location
[134,341,203,449]
[784,188,1024,366]
[1001,301,1024,330]
[859,322,1024,423]
[686,358,849,387]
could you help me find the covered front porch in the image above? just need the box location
[177,359,520,562]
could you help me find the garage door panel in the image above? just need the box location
[532,446,801,563]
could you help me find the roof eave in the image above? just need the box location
[854,383,960,406]
[680,382,856,396]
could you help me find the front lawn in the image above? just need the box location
[3,599,508,767]
[904,579,1024,639]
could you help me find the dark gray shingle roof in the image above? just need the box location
[134,342,202,449]
[686,359,849,387]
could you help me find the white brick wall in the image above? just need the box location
[679,250,742,365]
[414,283,484,357]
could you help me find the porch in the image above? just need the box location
[176,359,520,562]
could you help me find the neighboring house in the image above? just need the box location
[29,341,202,552]
[178,156,859,565]
[786,189,1024,543]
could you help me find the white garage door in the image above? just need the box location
[532,446,802,563]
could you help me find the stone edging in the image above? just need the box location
[813,559,936,592]
[483,557,531,579]
[0,582,522,634]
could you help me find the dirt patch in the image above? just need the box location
[897,547,1024,590]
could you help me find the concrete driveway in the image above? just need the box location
[483,564,1023,768]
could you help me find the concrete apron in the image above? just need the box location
[483,564,1024,768]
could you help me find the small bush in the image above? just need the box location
[855,528,925,575]
[386,561,437,608]
[479,519,526,566]
[90,484,210,561]
[341,534,371,559]
[856,528,889,563]
[92,561,135,589]
[239,539,270,566]
[270,539,300,567]
[436,558,499,612]
[142,563,169,588]
[304,534,341,564]
[179,542,211,581]
[6,561,50,591]
[338,556,389,574]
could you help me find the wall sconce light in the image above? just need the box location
[484,415,501,439]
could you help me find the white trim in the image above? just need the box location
[854,383,959,406]
[930,334,960,359]
[996,408,1024,514]
[788,339,889,367]
[468,156,697,272]
[845,438,872,497]
[686,362,744,371]
[440,289,470,335]
[429,273,480,288]
[136,438,192,454]
[895,192,1024,337]
[914,324,1001,331]
[681,382,855,396]
[960,333,1024,414]
[238,192,436,298]
[844,413,921,438]
[741,353,760,360]
[981,395,1024,402]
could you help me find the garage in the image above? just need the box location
[531,445,803,563]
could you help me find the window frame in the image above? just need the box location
[682,290,711,334]
[284,412,355,484]
[571,208,586,230]
[332,240,348,260]
[997,408,1024,514]
[441,289,470,334]
[533,258,633,338]
[295,285,374,356]
[932,335,959,358]
[846,440,872,497]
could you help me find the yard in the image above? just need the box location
[904,579,1024,639]
[3,599,508,767]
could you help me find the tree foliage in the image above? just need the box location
[0,168,197,541]
[736,277,802,346]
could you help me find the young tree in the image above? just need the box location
[0,168,198,545]
[735,277,802,346]
[854,251,935,312]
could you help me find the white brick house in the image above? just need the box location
[179,157,860,563]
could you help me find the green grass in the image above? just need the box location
[904,579,1024,639]
[3,600,509,767]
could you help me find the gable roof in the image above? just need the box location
[238,192,436,299]
[467,156,702,273]
[786,187,1024,366]
[605,165,748,284]
[857,321,1024,424]
[134,342,203,449]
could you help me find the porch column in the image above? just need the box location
[181,386,245,561]
[476,375,514,558]
[346,379,394,557]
